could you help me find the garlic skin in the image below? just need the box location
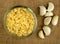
[43,26,51,36]
[39,6,46,16]
[52,15,59,26]
[47,2,54,11]
[45,12,53,17]
[44,17,52,25]
[38,30,45,39]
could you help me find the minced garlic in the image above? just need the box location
[6,8,35,37]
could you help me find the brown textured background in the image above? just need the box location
[0,0,60,44]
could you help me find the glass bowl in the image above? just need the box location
[3,6,37,38]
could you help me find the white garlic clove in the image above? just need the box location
[52,15,59,26]
[39,6,46,16]
[45,12,53,17]
[47,2,54,11]
[43,26,51,36]
[38,30,45,39]
[44,17,52,25]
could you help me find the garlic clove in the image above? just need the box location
[47,2,54,11]
[43,26,51,36]
[44,17,52,25]
[45,12,53,17]
[39,6,46,16]
[52,15,59,26]
[38,30,45,39]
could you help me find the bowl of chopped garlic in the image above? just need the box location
[3,6,37,37]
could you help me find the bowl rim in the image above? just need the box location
[3,6,37,38]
